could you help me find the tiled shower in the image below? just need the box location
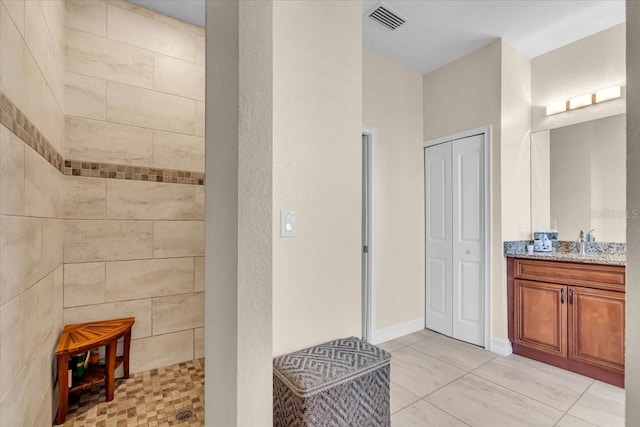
[0,0,205,424]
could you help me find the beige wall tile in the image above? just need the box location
[64,176,106,219]
[41,80,65,153]
[38,0,66,61]
[0,3,44,131]
[0,124,25,216]
[0,268,61,399]
[0,326,57,427]
[107,81,195,134]
[153,221,204,258]
[2,0,25,35]
[130,330,193,373]
[154,53,204,101]
[64,220,153,262]
[65,116,153,165]
[106,180,200,220]
[25,0,64,105]
[195,34,204,65]
[153,12,204,36]
[107,5,195,62]
[65,0,106,37]
[194,256,204,292]
[51,263,65,327]
[64,262,105,307]
[194,327,204,358]
[0,217,62,309]
[66,27,153,89]
[154,131,204,172]
[105,0,153,18]
[0,216,41,305]
[63,298,152,339]
[195,186,204,220]
[41,218,64,285]
[152,292,203,335]
[31,386,52,427]
[195,100,205,137]
[65,71,106,120]
[24,146,63,218]
[105,257,194,301]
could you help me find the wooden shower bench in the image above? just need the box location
[55,317,135,424]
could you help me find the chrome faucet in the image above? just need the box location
[579,230,586,255]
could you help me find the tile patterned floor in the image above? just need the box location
[59,359,204,426]
[60,331,625,427]
[383,329,626,427]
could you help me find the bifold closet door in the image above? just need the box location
[451,135,485,346]
[425,135,485,346]
[425,142,453,337]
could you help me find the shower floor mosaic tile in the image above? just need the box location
[59,359,204,426]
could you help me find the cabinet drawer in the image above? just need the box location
[513,259,625,291]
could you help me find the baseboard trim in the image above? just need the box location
[373,318,425,345]
[490,336,513,356]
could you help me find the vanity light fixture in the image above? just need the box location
[569,93,593,110]
[545,101,567,116]
[595,86,622,103]
[545,85,623,116]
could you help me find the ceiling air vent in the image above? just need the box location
[368,3,405,31]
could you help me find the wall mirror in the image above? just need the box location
[530,113,626,243]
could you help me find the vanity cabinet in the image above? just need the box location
[513,280,567,357]
[507,257,625,387]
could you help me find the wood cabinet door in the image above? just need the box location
[514,280,567,357]
[568,286,625,371]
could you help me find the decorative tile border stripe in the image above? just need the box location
[64,160,205,185]
[1,92,64,172]
[0,91,204,186]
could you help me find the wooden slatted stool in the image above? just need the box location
[55,317,135,424]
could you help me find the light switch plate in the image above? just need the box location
[280,211,296,237]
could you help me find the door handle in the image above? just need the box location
[569,289,573,305]
[560,288,565,304]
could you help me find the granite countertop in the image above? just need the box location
[503,240,626,266]
[504,250,626,266]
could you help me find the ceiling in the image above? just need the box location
[128,0,205,28]
[363,0,625,73]
[127,0,625,75]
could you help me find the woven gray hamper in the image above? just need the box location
[273,336,391,427]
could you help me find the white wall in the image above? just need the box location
[272,0,363,356]
[206,1,363,423]
[498,41,533,343]
[363,49,424,334]
[532,23,625,132]
[423,40,509,342]
[422,39,532,343]
[205,1,241,425]
[237,1,274,423]
[501,42,532,243]
[626,1,640,424]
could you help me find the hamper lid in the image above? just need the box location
[273,336,391,398]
